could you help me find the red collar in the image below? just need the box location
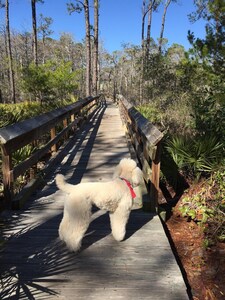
[120,178,136,199]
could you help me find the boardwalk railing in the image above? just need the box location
[117,95,164,212]
[0,95,103,209]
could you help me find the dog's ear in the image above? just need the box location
[131,166,143,187]
[113,163,122,179]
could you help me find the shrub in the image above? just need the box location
[21,60,79,102]
[136,104,162,124]
[0,98,75,128]
[166,135,224,179]
[179,168,225,247]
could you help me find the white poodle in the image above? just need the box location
[55,158,143,252]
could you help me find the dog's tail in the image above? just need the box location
[55,174,75,194]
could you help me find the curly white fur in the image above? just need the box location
[56,158,143,252]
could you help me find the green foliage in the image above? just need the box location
[12,145,35,166]
[166,135,224,179]
[48,60,80,100]
[192,80,225,141]
[0,106,22,127]
[21,62,51,101]
[21,60,79,102]
[179,168,225,247]
[188,0,225,76]
[38,13,53,38]
[136,104,162,124]
[0,98,75,128]
[67,2,83,14]
[179,194,214,223]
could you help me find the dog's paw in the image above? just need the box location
[112,230,125,242]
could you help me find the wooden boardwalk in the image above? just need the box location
[0,100,189,299]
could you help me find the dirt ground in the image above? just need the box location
[166,204,225,300]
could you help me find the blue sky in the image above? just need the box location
[0,0,207,52]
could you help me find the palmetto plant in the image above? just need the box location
[0,98,75,129]
[166,135,224,179]
[12,145,35,166]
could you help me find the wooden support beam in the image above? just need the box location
[63,118,68,140]
[70,114,76,132]
[50,127,57,153]
[1,147,13,208]
[149,142,161,212]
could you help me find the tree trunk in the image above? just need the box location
[140,0,146,103]
[42,36,45,64]
[141,0,146,52]
[146,0,155,59]
[84,0,91,96]
[158,0,171,54]
[31,0,38,65]
[93,0,99,96]
[141,0,156,103]
[0,89,3,103]
[5,0,16,103]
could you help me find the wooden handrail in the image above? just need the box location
[0,95,102,209]
[117,95,164,212]
[0,96,96,153]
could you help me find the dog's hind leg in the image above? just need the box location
[58,209,70,243]
[109,199,132,242]
[59,197,92,252]
[64,217,91,252]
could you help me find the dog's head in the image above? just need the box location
[113,158,143,187]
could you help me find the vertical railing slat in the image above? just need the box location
[1,147,13,208]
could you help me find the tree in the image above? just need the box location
[140,0,160,102]
[158,0,178,54]
[67,0,92,96]
[188,0,225,76]
[187,0,225,141]
[5,0,16,103]
[146,0,160,58]
[92,0,99,95]
[38,13,53,64]
[21,60,79,102]
[31,0,44,65]
[189,0,211,22]
[158,0,170,53]
[17,31,32,68]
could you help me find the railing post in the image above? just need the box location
[50,127,57,153]
[1,147,13,208]
[30,140,38,179]
[63,118,68,140]
[70,114,76,132]
[149,142,161,213]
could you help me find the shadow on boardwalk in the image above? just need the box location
[0,209,154,299]
[0,100,189,299]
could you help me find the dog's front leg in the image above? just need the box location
[109,199,132,242]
